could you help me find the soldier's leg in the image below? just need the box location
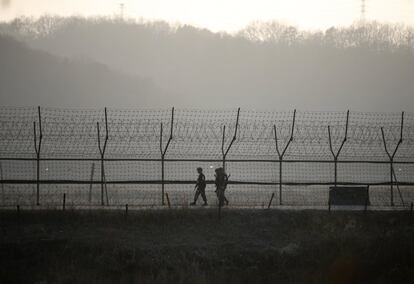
[223,191,229,205]
[200,188,207,204]
[194,190,200,202]
[191,189,200,205]
[218,188,225,207]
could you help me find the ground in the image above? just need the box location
[1,208,414,283]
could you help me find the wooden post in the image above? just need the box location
[104,172,109,206]
[125,204,128,218]
[63,193,66,211]
[0,162,4,205]
[268,192,275,209]
[328,198,331,212]
[88,163,95,204]
[392,167,405,206]
[166,193,171,208]
[364,186,369,212]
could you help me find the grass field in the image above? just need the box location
[1,208,414,283]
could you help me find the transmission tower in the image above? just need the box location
[360,0,366,21]
[119,3,125,19]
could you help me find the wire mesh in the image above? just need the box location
[0,107,413,209]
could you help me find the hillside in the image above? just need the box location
[0,35,172,107]
[1,17,414,110]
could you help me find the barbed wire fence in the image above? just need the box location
[0,106,413,210]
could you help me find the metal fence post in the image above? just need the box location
[97,122,102,205]
[218,108,240,217]
[380,112,404,207]
[328,110,349,188]
[160,122,164,205]
[3,107,414,210]
[221,108,240,172]
[389,161,393,206]
[97,107,109,206]
[221,125,226,170]
[273,110,296,206]
[104,108,109,205]
[33,106,43,206]
[160,107,174,206]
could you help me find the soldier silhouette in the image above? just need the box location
[215,167,229,206]
[190,167,208,206]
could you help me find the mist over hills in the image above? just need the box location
[0,34,172,107]
[1,17,414,110]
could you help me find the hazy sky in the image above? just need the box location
[1,0,414,32]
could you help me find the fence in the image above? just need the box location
[0,106,413,209]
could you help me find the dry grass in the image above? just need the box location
[1,208,414,283]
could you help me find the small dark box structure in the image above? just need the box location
[329,186,370,210]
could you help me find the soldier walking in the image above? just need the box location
[190,167,208,206]
[215,167,229,206]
